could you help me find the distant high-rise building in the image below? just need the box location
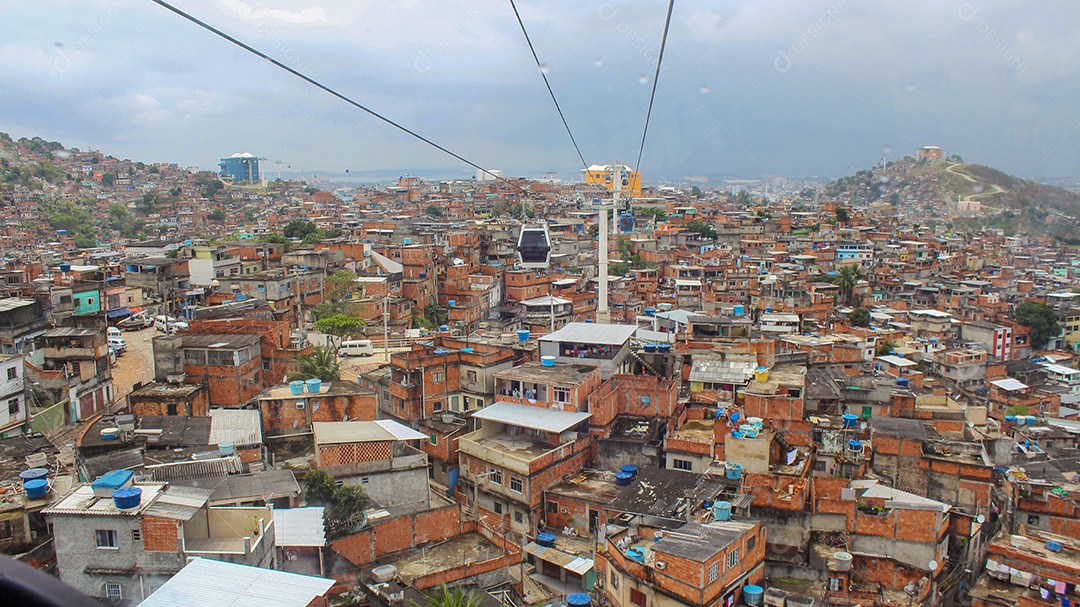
[219,152,262,183]
[476,168,502,182]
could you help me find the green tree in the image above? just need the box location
[849,307,871,327]
[684,220,718,240]
[1015,302,1061,349]
[288,345,341,381]
[426,204,443,217]
[875,339,898,357]
[411,584,483,607]
[830,264,866,306]
[314,314,366,348]
[735,190,753,207]
[101,172,116,187]
[301,230,324,245]
[303,469,371,539]
[639,206,667,222]
[835,207,850,223]
[208,208,226,221]
[283,220,318,239]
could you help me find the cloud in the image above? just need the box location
[221,0,327,24]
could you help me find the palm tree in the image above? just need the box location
[830,264,866,306]
[289,345,341,381]
[412,584,483,607]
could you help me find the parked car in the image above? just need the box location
[154,315,189,333]
[108,337,128,355]
[107,326,122,340]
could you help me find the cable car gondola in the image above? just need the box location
[517,224,551,269]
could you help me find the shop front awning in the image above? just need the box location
[105,308,131,319]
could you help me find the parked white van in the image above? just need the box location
[339,340,374,357]
[154,315,189,333]
[107,326,122,340]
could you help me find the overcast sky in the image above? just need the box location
[2,1,1078,181]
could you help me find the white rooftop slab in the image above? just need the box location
[876,355,917,368]
[473,401,591,433]
[139,557,334,607]
[1042,363,1080,376]
[209,409,263,447]
[520,295,571,307]
[909,309,952,318]
[314,419,428,445]
[540,322,637,346]
[852,479,950,512]
[991,378,1029,392]
[273,507,326,547]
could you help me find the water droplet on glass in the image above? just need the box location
[905,82,917,92]
[594,57,604,68]
[638,74,649,85]
[699,85,710,95]
[883,145,893,155]
[539,63,549,75]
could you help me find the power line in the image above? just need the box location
[507,0,588,169]
[148,0,510,185]
[635,0,676,173]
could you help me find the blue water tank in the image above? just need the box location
[645,308,656,317]
[537,532,556,547]
[305,378,322,393]
[1005,415,1017,423]
[621,465,639,478]
[615,472,634,486]
[461,347,474,353]
[743,585,764,606]
[713,500,732,521]
[59,263,71,272]
[734,305,745,315]
[1047,540,1063,552]
[567,594,591,607]
[448,300,456,307]
[290,380,305,395]
[1026,415,1037,425]
[113,487,143,510]
[92,470,134,494]
[896,377,910,387]
[20,468,48,485]
[24,479,48,499]
[725,463,743,480]
[517,329,530,342]
[848,440,863,453]
[219,442,235,456]
[404,238,412,245]
[657,343,671,353]
[644,343,657,353]
[842,414,858,428]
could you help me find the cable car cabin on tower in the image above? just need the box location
[517,224,552,269]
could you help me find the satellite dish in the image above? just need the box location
[928,560,938,571]
[976,514,985,524]
[859,422,867,430]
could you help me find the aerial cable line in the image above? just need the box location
[507,0,588,169]
[149,0,522,191]
[635,0,675,173]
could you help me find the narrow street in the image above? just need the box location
[110,326,157,398]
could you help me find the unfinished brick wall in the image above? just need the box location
[330,503,465,566]
[142,515,180,552]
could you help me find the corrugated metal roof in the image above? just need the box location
[991,378,1029,391]
[273,507,326,547]
[540,322,637,346]
[209,409,263,446]
[688,359,756,384]
[314,419,427,445]
[473,401,590,433]
[44,483,167,517]
[139,557,334,607]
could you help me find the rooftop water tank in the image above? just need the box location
[755,366,770,383]
[644,308,656,317]
[219,442,235,456]
[615,472,634,486]
[657,343,671,353]
[536,532,556,548]
[24,479,48,499]
[743,585,764,606]
[644,343,657,353]
[517,329,530,342]
[461,347,474,353]
[567,594,591,607]
[713,500,732,521]
[100,427,119,440]
[305,378,322,393]
[833,551,853,571]
[842,414,858,428]
[896,377,910,387]
[448,300,456,307]
[725,463,743,480]
[372,564,397,583]
[20,468,48,486]
[621,465,639,478]
[1047,540,1063,553]
[734,305,745,315]
[112,487,143,510]
[1004,415,1017,423]
[289,380,305,395]
[541,355,556,367]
